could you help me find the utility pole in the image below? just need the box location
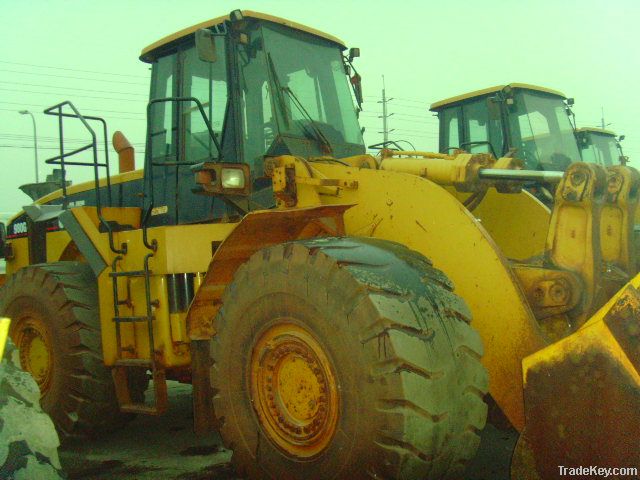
[378,75,394,143]
[19,110,39,183]
[600,107,612,130]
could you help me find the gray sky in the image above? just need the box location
[0,0,638,213]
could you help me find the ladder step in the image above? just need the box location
[110,270,149,278]
[114,359,153,368]
[113,315,154,323]
[112,366,168,416]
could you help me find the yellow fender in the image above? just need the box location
[465,188,551,260]
[186,204,352,340]
[314,164,549,430]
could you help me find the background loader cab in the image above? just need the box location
[430,83,581,171]
[576,127,628,166]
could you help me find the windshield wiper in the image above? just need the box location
[281,86,333,155]
[266,53,333,155]
[266,54,290,129]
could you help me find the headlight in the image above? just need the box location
[221,168,245,189]
[192,162,251,196]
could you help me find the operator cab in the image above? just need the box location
[140,10,364,226]
[430,83,580,171]
[575,127,627,167]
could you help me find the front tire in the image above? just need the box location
[210,238,488,479]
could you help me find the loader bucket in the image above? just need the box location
[516,280,640,478]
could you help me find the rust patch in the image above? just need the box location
[604,285,640,372]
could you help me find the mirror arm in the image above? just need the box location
[344,57,363,109]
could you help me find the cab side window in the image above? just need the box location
[461,98,503,155]
[147,53,178,225]
[149,54,177,163]
[177,40,231,224]
[182,42,228,163]
[145,38,232,226]
[440,106,461,153]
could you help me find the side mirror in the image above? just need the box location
[576,131,589,146]
[350,73,363,108]
[486,96,501,120]
[566,98,575,106]
[348,47,360,62]
[619,135,626,142]
[195,29,218,63]
[230,9,244,23]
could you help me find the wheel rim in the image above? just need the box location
[13,314,53,394]
[250,322,339,459]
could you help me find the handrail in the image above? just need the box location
[43,101,124,254]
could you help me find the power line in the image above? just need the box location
[0,69,148,86]
[360,123,438,139]
[394,96,429,104]
[0,144,147,156]
[361,112,439,126]
[391,128,438,136]
[364,94,428,105]
[0,101,144,119]
[0,144,102,150]
[386,115,438,124]
[0,87,147,104]
[392,102,429,111]
[0,134,145,148]
[0,80,147,97]
[0,60,149,79]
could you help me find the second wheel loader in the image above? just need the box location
[429,83,580,171]
[576,126,629,167]
[429,83,632,170]
[0,9,638,480]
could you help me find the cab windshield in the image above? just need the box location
[507,91,581,170]
[237,21,363,171]
[580,133,618,167]
[263,24,362,145]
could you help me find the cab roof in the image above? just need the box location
[575,127,617,137]
[140,10,346,63]
[429,83,567,111]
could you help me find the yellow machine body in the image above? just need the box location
[5,152,639,444]
[2,11,639,478]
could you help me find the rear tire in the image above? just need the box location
[210,237,488,479]
[0,262,147,439]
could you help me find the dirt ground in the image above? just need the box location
[59,382,518,480]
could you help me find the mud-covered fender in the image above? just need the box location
[185,204,351,341]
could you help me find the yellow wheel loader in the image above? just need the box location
[428,83,631,172]
[429,83,581,170]
[0,10,638,480]
[576,127,629,167]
